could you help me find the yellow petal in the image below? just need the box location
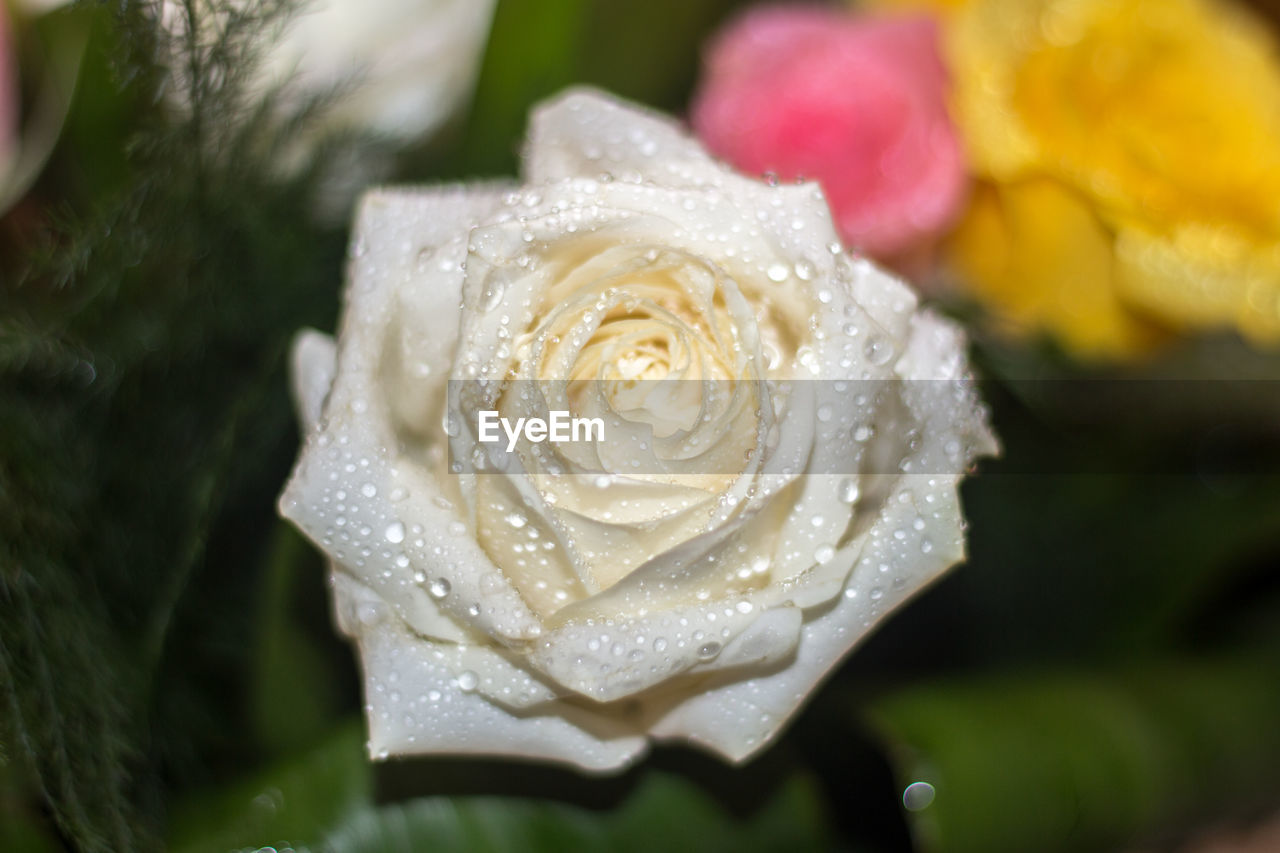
[984,0,1280,231]
[1115,222,1280,341]
[948,178,1168,358]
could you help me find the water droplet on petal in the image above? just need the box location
[356,602,383,626]
[903,782,936,811]
[481,279,506,312]
[839,478,860,504]
[864,335,893,366]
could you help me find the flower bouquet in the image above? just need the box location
[3,1,1280,852]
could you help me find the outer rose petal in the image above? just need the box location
[525,87,722,188]
[332,574,648,770]
[650,311,995,758]
[290,330,337,432]
[691,7,967,259]
[280,184,550,645]
[344,185,514,389]
[525,88,853,272]
[648,475,969,759]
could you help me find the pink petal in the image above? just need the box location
[692,5,967,259]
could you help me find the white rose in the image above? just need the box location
[162,0,496,140]
[279,89,996,772]
[260,0,495,139]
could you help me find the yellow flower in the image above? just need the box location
[865,0,1280,358]
[950,178,1170,355]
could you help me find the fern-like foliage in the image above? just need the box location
[0,2,360,849]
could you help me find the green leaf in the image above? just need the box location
[443,0,750,178]
[450,0,592,176]
[320,772,827,853]
[867,656,1280,853]
[576,0,746,111]
[169,721,371,853]
[169,719,830,853]
[249,524,343,755]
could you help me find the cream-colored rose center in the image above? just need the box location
[457,241,801,620]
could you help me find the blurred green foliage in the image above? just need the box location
[871,656,1280,853]
[448,0,744,177]
[1,1,1279,853]
[2,2,349,849]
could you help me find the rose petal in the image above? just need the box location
[351,185,513,395]
[527,595,801,702]
[281,184,554,644]
[334,573,649,771]
[646,470,968,761]
[527,89,855,285]
[290,329,337,432]
[525,88,721,188]
[692,8,967,258]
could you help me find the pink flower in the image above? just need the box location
[691,6,966,262]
